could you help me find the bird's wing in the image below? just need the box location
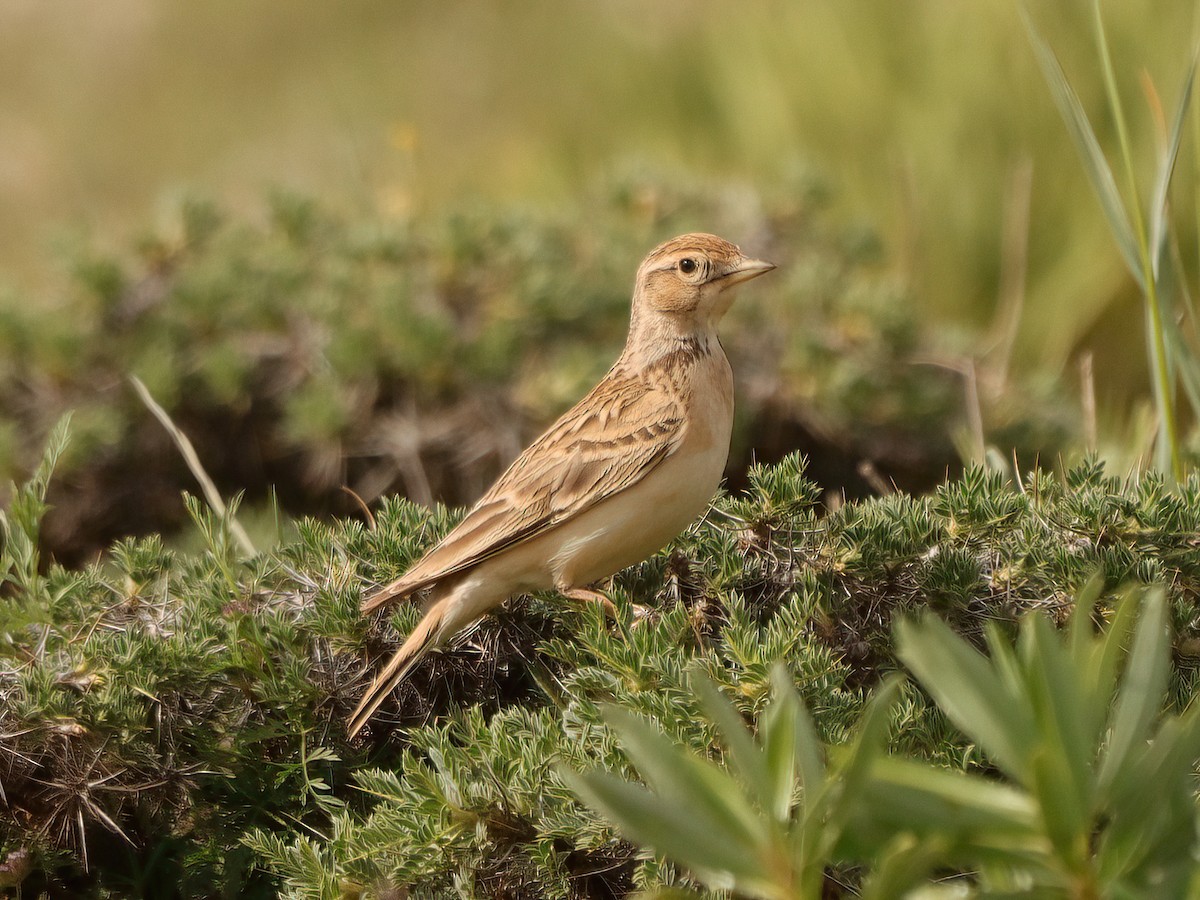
[362,369,686,612]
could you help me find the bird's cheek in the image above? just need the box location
[677,284,702,310]
[707,287,736,321]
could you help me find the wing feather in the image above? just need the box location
[362,369,685,612]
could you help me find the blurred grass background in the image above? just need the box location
[3,1,1196,372]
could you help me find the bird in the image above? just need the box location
[349,233,775,735]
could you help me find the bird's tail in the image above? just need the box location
[348,592,461,736]
[360,576,417,615]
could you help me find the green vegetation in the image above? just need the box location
[2,3,1197,392]
[5,7,1200,896]
[5,419,1200,895]
[575,584,1200,899]
[0,171,1072,564]
[1025,3,1198,480]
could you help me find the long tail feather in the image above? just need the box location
[348,594,461,736]
[360,577,415,615]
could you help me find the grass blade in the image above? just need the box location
[1021,6,1143,290]
[131,375,257,557]
[1149,53,1197,280]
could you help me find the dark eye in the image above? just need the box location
[678,258,698,274]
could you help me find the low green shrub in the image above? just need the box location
[3,423,1200,896]
[573,584,1200,899]
[0,172,1073,563]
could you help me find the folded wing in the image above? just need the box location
[362,370,685,612]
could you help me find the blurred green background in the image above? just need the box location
[1,0,1198,553]
[3,1,1193,354]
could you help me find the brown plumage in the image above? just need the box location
[349,233,775,735]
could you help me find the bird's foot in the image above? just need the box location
[559,586,618,620]
[560,586,655,627]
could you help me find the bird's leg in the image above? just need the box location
[559,584,653,624]
[559,585,618,620]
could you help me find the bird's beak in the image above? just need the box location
[717,257,776,288]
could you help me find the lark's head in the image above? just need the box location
[632,233,775,328]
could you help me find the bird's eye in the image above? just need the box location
[678,258,698,274]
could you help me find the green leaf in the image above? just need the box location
[761,667,803,823]
[1097,587,1169,792]
[1091,587,1140,717]
[787,685,826,816]
[845,756,1039,868]
[564,771,765,894]
[897,615,1034,778]
[1021,5,1144,290]
[1023,615,1093,817]
[832,676,900,807]
[1149,52,1197,280]
[1163,311,1200,420]
[689,671,772,816]
[600,706,770,852]
[1098,703,1200,882]
[1029,745,1090,871]
[1067,575,1103,665]
[812,676,901,864]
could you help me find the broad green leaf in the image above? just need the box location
[1021,6,1144,290]
[1097,588,1169,792]
[760,686,798,824]
[861,756,1038,835]
[897,616,1034,778]
[1029,746,1090,872]
[601,706,769,850]
[689,672,772,815]
[787,682,826,813]
[845,756,1041,871]
[1023,615,1094,810]
[761,667,804,823]
[983,619,1026,699]
[1069,579,1123,743]
[1098,705,1200,883]
[564,771,768,894]
[1092,588,1141,718]
[789,679,898,892]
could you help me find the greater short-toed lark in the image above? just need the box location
[350,233,775,735]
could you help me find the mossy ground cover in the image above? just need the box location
[4,424,1200,896]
